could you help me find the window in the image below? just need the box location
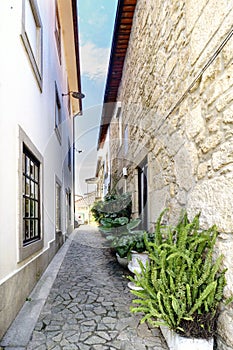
[114,103,122,146]
[66,189,72,229]
[22,144,41,246]
[105,153,109,179]
[124,125,128,155]
[68,139,72,171]
[55,1,61,62]
[67,81,71,115]
[21,0,43,89]
[18,126,43,261]
[138,158,148,230]
[55,85,62,142]
[119,114,123,146]
[55,181,61,232]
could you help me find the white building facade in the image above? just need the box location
[0,0,82,338]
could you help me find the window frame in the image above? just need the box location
[55,0,61,63]
[66,188,72,230]
[18,126,44,262]
[55,83,62,143]
[22,144,41,246]
[21,0,43,90]
[68,138,72,171]
[55,178,62,233]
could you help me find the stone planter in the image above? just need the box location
[128,251,149,274]
[160,325,214,350]
[116,253,128,268]
[128,251,149,290]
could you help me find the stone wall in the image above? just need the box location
[109,0,233,348]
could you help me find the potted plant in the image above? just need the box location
[99,217,142,260]
[129,210,232,349]
[99,216,154,270]
[91,192,132,224]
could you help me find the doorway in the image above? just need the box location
[138,158,148,230]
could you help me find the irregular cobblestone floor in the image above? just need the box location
[27,226,168,350]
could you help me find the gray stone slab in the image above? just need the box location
[0,232,75,348]
[1,226,169,350]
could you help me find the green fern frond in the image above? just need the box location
[188,281,217,316]
[155,209,168,246]
[186,284,192,308]
[208,255,224,282]
[167,251,192,268]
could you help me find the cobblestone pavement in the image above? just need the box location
[26,226,168,350]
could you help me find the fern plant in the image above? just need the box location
[129,210,230,339]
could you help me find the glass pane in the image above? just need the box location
[25,198,30,217]
[25,219,30,240]
[25,178,30,195]
[34,165,39,181]
[30,200,34,217]
[30,220,34,238]
[30,181,34,197]
[30,160,34,179]
[34,201,38,218]
[26,156,30,176]
[34,184,38,199]
[34,220,38,237]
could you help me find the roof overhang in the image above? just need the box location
[58,0,83,115]
[97,0,137,149]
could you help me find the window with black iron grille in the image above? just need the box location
[22,144,40,245]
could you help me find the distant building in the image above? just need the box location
[0,0,82,338]
[75,192,97,225]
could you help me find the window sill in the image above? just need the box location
[18,238,43,262]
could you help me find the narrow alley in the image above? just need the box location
[1,226,168,350]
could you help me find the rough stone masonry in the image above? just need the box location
[108,1,233,348]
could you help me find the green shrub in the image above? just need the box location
[129,210,231,339]
[91,192,132,223]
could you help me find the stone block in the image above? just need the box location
[174,142,198,191]
[223,107,233,124]
[197,162,208,180]
[217,310,233,349]
[187,175,233,232]
[200,132,223,154]
[212,139,233,171]
[185,104,205,140]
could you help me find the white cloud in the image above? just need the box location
[80,42,110,81]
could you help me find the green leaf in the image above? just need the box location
[113,217,129,226]
[100,218,114,227]
[189,281,217,316]
[171,296,180,315]
[127,218,141,231]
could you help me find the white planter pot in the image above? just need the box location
[116,253,128,268]
[128,251,149,274]
[160,325,213,350]
[128,251,149,290]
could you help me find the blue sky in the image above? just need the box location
[75,0,118,195]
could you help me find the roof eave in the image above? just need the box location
[72,0,83,114]
[97,0,137,149]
